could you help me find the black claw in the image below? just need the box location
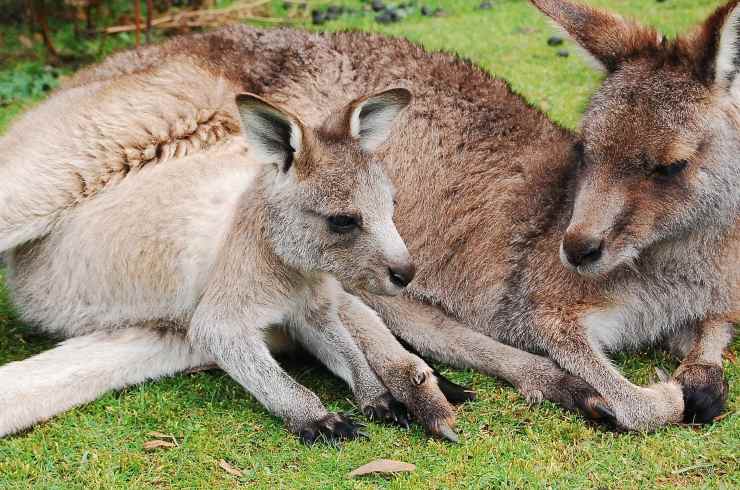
[676,365,728,425]
[395,337,476,404]
[593,403,616,420]
[436,373,476,405]
[363,406,376,421]
[681,379,728,424]
[363,393,412,429]
[388,399,411,429]
[298,413,363,445]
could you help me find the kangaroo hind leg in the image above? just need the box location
[0,327,211,437]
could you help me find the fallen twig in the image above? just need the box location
[105,0,286,35]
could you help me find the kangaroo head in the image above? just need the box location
[236,88,414,295]
[533,0,740,276]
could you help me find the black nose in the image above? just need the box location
[389,263,416,288]
[562,234,603,267]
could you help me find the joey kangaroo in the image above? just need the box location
[0,77,462,441]
[4,0,738,433]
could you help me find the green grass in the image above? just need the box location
[1,0,738,488]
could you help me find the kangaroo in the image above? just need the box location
[0,71,464,441]
[4,0,738,433]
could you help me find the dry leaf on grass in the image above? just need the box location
[147,431,178,444]
[18,35,34,49]
[218,459,244,477]
[146,431,179,447]
[143,439,177,451]
[349,459,416,478]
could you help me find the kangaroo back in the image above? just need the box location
[0,60,240,253]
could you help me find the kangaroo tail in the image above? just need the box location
[0,327,211,437]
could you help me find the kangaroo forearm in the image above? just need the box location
[290,311,387,404]
[370,292,553,384]
[189,321,327,430]
[338,294,415,369]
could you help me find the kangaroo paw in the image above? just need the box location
[383,360,459,442]
[362,392,411,429]
[674,364,728,424]
[518,365,614,425]
[298,413,365,445]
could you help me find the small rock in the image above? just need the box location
[376,8,400,23]
[371,0,385,12]
[478,1,493,9]
[433,7,447,16]
[557,49,570,57]
[547,36,564,46]
[311,9,326,24]
[420,5,431,15]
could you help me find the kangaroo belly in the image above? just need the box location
[6,143,257,338]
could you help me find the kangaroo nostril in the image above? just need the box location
[389,263,416,288]
[563,235,604,268]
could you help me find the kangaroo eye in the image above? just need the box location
[653,160,688,179]
[327,214,360,233]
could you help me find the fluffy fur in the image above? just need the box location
[2,0,738,433]
[0,76,458,440]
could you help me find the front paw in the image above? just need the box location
[298,413,365,445]
[515,361,615,425]
[381,359,459,442]
[362,392,411,429]
[674,363,728,424]
[614,382,684,432]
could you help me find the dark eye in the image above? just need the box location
[327,214,360,233]
[653,160,688,179]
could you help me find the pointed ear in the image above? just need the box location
[530,0,660,72]
[235,93,304,172]
[690,1,740,93]
[347,88,411,152]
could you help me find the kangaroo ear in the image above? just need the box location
[348,88,411,152]
[691,2,740,93]
[235,93,304,172]
[530,0,660,72]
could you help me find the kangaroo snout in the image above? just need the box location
[561,232,604,268]
[388,261,416,288]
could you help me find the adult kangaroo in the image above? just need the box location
[4,0,738,432]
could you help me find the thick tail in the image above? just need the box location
[0,327,211,437]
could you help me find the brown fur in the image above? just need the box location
[15,0,740,431]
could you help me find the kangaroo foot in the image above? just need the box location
[298,413,365,444]
[362,392,411,429]
[674,363,728,424]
